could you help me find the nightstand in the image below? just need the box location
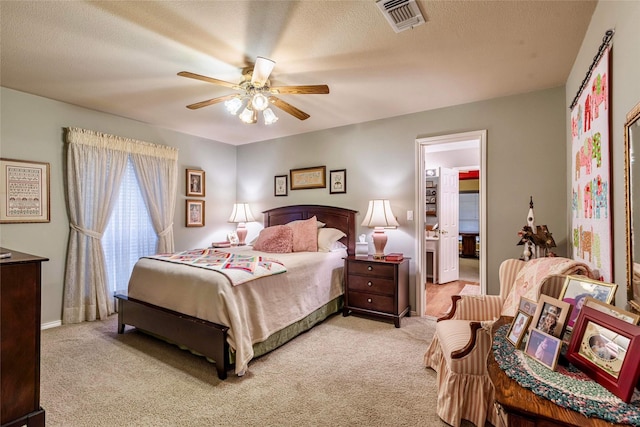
[343,256,410,328]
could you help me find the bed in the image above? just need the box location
[116,205,357,380]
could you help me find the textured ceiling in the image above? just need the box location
[0,1,597,145]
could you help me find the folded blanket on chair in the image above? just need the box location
[501,257,594,317]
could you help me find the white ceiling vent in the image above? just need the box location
[376,0,425,33]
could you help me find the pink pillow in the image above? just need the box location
[252,225,293,253]
[287,216,318,252]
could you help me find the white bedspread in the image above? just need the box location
[127,246,346,374]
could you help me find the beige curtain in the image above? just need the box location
[63,127,178,323]
[130,145,178,253]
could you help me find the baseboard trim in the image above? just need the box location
[41,320,62,330]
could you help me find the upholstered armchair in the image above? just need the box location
[424,257,593,427]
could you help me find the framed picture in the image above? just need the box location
[559,275,618,329]
[227,231,239,245]
[186,169,205,197]
[524,328,562,370]
[274,175,288,197]
[567,305,640,402]
[519,297,537,317]
[507,310,532,348]
[0,158,50,223]
[186,199,205,227]
[584,296,640,325]
[329,169,346,194]
[290,166,326,190]
[530,295,572,339]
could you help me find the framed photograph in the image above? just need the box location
[290,166,326,190]
[519,297,537,316]
[0,158,50,223]
[329,169,346,194]
[507,310,532,348]
[186,199,205,227]
[227,231,239,245]
[559,275,618,329]
[274,175,288,197]
[584,296,640,325]
[529,294,572,339]
[524,328,562,370]
[186,169,205,197]
[567,305,640,402]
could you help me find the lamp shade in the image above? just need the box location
[228,203,255,223]
[361,200,399,228]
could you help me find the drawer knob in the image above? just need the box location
[367,281,373,287]
[367,298,372,303]
[367,266,373,271]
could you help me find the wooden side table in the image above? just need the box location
[487,316,627,427]
[343,256,410,327]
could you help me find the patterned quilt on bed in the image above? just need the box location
[145,248,287,286]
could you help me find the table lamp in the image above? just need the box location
[228,203,255,245]
[361,199,399,259]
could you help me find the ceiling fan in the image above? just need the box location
[178,57,329,124]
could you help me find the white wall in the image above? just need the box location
[565,1,640,308]
[0,87,238,325]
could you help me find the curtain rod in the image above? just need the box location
[569,29,615,110]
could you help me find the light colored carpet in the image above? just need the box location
[459,283,481,296]
[40,313,469,427]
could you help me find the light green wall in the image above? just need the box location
[237,86,568,307]
[565,0,640,309]
[0,87,238,325]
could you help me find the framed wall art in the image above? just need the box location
[186,199,205,227]
[186,169,205,197]
[559,275,617,329]
[567,305,640,403]
[329,169,346,194]
[0,158,50,223]
[274,175,288,197]
[569,34,613,282]
[290,166,326,190]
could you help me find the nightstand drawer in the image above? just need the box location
[347,275,395,296]
[347,291,395,313]
[347,261,395,278]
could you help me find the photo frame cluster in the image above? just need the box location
[185,169,205,227]
[274,166,347,195]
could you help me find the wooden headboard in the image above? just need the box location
[263,205,358,255]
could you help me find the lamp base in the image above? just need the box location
[236,225,248,246]
[372,230,387,259]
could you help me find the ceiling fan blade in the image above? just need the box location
[269,97,310,121]
[270,85,330,95]
[186,94,238,110]
[178,71,240,90]
[251,57,275,88]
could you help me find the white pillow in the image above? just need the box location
[317,227,346,252]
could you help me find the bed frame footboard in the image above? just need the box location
[115,294,231,380]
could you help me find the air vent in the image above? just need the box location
[376,0,425,33]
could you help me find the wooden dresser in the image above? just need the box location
[1,248,48,427]
[343,256,410,328]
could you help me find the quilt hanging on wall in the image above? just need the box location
[570,46,612,282]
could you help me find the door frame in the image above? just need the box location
[414,130,487,317]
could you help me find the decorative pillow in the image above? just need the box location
[317,227,346,252]
[287,216,318,252]
[252,225,293,253]
[288,218,325,228]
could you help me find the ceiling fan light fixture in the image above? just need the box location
[252,56,276,88]
[239,106,257,124]
[263,107,279,125]
[224,97,243,115]
[252,93,269,111]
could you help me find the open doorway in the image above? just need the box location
[415,131,487,318]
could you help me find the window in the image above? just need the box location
[459,192,479,233]
[103,158,157,294]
